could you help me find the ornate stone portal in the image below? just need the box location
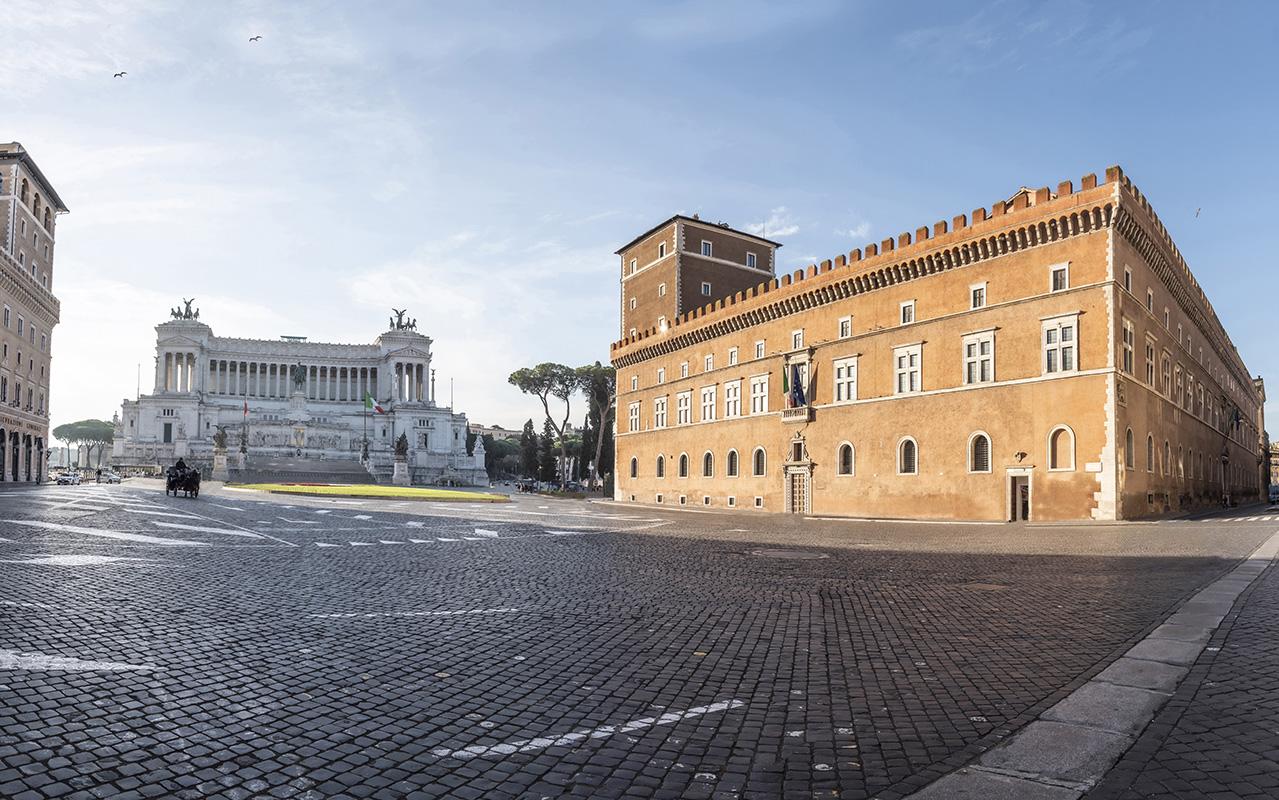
[112,306,488,486]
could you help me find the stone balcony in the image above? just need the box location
[781,406,813,424]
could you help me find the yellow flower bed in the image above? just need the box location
[233,483,509,502]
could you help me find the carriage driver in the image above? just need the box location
[174,457,189,475]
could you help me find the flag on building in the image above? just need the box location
[243,399,249,417]
[781,366,791,408]
[790,364,806,408]
[364,392,387,414]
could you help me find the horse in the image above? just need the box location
[165,466,201,498]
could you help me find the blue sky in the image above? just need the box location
[8,0,1278,435]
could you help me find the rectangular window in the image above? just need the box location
[1123,267,1132,293]
[701,281,712,296]
[701,240,712,257]
[163,422,173,444]
[1145,339,1156,386]
[1043,315,1078,374]
[746,252,757,269]
[629,297,636,310]
[656,367,665,384]
[728,347,738,366]
[16,317,23,337]
[658,283,666,297]
[1177,323,1183,345]
[628,402,640,432]
[630,375,638,391]
[1121,319,1135,375]
[749,375,768,414]
[630,258,637,274]
[1163,307,1170,330]
[900,301,915,325]
[970,284,986,309]
[1146,289,1154,312]
[704,354,713,372]
[754,340,765,359]
[2,307,8,328]
[676,392,691,425]
[654,397,668,428]
[833,356,858,403]
[791,330,804,350]
[680,362,689,378]
[700,386,716,421]
[963,332,994,385]
[838,316,852,339]
[894,344,922,394]
[1050,264,1069,292]
[658,242,666,258]
[657,315,667,330]
[724,380,742,417]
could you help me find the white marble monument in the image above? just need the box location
[113,303,488,486]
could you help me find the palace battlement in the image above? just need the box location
[610,165,1252,391]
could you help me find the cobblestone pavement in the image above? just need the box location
[0,482,1274,800]
[1086,550,1279,800]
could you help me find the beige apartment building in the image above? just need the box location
[610,167,1266,521]
[0,143,64,483]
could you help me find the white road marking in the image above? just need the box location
[405,521,425,527]
[474,529,499,538]
[331,500,366,505]
[310,607,521,619]
[431,699,746,760]
[0,600,53,610]
[151,522,265,539]
[0,649,159,672]
[315,542,341,548]
[278,517,319,524]
[436,537,460,542]
[546,530,586,536]
[3,520,207,546]
[462,536,486,541]
[409,538,432,543]
[314,510,333,514]
[352,514,373,520]
[379,540,406,545]
[0,554,149,566]
[211,504,242,511]
[121,508,199,519]
[350,541,374,546]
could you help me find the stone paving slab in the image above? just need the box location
[1123,638,1204,666]
[977,720,1133,785]
[1093,657,1188,693]
[911,768,1083,799]
[1147,622,1213,643]
[1041,682,1171,736]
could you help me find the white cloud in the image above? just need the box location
[836,221,872,240]
[743,206,800,238]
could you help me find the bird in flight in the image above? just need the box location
[1195,208,1201,217]
[113,71,127,78]
[249,35,262,42]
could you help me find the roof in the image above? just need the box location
[614,214,784,254]
[0,142,69,212]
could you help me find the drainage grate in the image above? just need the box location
[750,548,830,560]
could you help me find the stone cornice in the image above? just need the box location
[0,248,59,327]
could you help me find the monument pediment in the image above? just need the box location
[383,345,432,359]
[156,334,206,347]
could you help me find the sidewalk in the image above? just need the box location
[1086,548,1279,799]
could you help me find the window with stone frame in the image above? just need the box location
[749,375,768,414]
[676,391,691,425]
[1042,315,1078,374]
[724,380,742,418]
[700,386,716,421]
[653,396,667,428]
[833,356,858,403]
[963,331,994,385]
[628,402,640,433]
[894,344,921,394]
[1121,319,1135,375]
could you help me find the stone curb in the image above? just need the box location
[899,528,1279,800]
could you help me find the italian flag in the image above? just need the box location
[364,392,387,414]
[781,367,791,408]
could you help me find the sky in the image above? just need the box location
[7,0,1278,439]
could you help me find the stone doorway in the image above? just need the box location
[788,471,809,515]
[1007,470,1032,521]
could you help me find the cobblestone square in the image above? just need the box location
[0,482,1275,799]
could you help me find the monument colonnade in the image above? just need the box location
[155,350,431,404]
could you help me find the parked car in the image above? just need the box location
[101,471,122,484]
[55,472,81,485]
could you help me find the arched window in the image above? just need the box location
[1048,426,1075,471]
[1146,435,1154,472]
[1178,446,1184,479]
[1125,428,1135,470]
[42,208,50,229]
[32,194,40,216]
[20,179,28,202]
[702,451,713,477]
[1164,441,1171,477]
[969,432,991,473]
[898,437,918,475]
[837,443,854,476]
[752,447,766,476]
[726,449,739,477]
[629,457,638,479]
[656,455,665,478]
[678,453,689,478]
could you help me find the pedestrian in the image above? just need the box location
[96,468,101,484]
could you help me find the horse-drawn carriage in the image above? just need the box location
[165,464,201,498]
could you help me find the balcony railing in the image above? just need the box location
[781,406,813,423]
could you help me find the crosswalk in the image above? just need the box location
[311,527,598,551]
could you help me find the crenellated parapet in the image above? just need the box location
[612,167,1120,366]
